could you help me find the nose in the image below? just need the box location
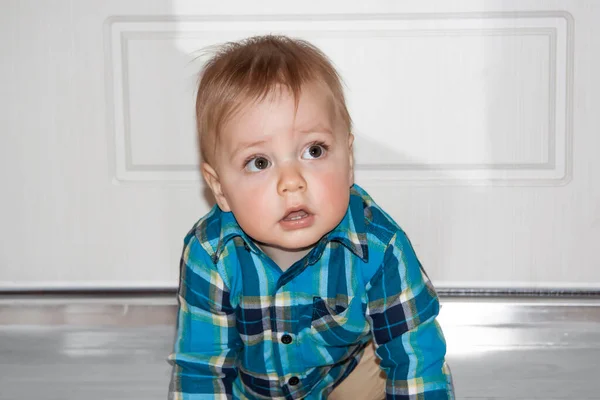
[277,163,307,195]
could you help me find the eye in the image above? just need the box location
[302,143,328,160]
[244,156,270,172]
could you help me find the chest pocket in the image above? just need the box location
[309,295,370,346]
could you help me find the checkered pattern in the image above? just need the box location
[168,184,454,399]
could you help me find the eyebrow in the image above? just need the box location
[297,124,334,135]
[231,139,269,159]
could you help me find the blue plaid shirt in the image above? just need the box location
[168,184,454,399]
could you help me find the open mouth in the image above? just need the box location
[283,209,310,221]
[280,207,314,230]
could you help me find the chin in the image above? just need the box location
[279,231,329,251]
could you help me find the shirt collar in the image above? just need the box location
[310,185,369,264]
[202,184,370,264]
[213,210,259,263]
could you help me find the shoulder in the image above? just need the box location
[179,205,224,280]
[351,184,428,275]
[351,184,407,251]
[180,206,240,292]
[348,185,421,290]
[183,205,223,261]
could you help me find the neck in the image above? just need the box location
[255,242,312,272]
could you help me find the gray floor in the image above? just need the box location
[1,297,599,400]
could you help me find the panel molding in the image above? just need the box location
[104,11,573,186]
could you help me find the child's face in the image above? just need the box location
[202,83,354,254]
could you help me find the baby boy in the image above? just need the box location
[168,35,454,400]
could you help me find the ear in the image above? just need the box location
[347,133,355,186]
[201,162,231,212]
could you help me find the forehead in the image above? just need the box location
[220,83,339,143]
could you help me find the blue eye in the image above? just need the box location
[302,143,328,160]
[245,156,270,172]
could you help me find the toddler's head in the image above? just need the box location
[196,35,355,258]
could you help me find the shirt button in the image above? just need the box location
[288,376,300,386]
[281,334,293,345]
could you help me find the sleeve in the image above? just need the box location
[167,234,243,399]
[365,231,455,400]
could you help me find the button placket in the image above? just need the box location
[288,376,300,386]
[281,333,293,345]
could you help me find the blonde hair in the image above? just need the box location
[195,35,352,165]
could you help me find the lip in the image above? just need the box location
[282,205,310,218]
[279,206,314,230]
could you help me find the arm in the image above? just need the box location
[168,235,243,399]
[366,232,454,400]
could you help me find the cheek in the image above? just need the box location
[222,169,266,196]
[314,161,351,188]
[224,175,274,215]
[310,169,351,206]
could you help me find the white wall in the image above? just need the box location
[1,0,599,290]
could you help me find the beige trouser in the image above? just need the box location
[328,341,386,400]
